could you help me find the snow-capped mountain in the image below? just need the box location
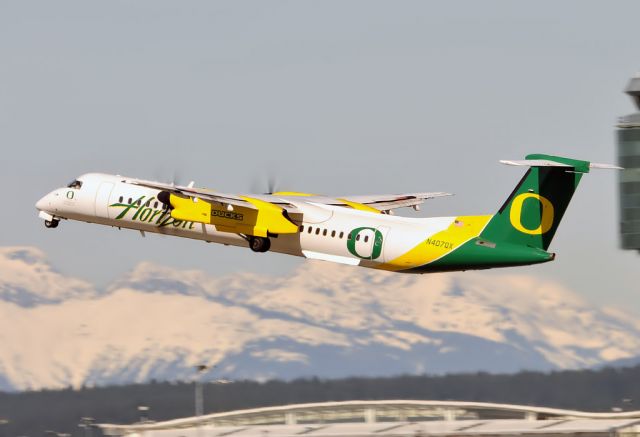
[0,247,96,306]
[0,245,639,392]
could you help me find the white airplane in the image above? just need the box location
[35,154,618,273]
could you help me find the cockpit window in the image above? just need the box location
[67,180,83,189]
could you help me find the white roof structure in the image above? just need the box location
[100,400,640,437]
[105,419,640,437]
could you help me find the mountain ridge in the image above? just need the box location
[0,245,638,391]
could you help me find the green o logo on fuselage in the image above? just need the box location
[347,227,383,260]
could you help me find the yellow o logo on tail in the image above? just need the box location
[509,193,554,235]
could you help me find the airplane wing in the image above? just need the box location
[123,178,451,236]
[126,179,451,213]
[339,192,453,211]
[277,192,452,213]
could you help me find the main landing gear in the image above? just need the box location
[44,219,59,229]
[249,236,271,253]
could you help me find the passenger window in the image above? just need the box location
[154,202,158,208]
[308,227,313,234]
[128,198,132,204]
[315,228,320,235]
[356,235,360,241]
[348,233,352,240]
[119,196,123,203]
[323,229,327,236]
[339,232,344,239]
[136,199,141,206]
[299,225,304,232]
[364,236,369,243]
[331,230,336,238]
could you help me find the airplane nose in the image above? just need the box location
[35,194,50,211]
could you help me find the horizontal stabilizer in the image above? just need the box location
[589,162,624,170]
[500,154,622,173]
[500,159,573,168]
[501,159,622,170]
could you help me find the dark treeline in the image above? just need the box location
[2,365,640,437]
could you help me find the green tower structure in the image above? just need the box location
[617,75,640,252]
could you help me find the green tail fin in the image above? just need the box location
[480,154,590,251]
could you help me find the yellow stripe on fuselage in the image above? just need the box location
[379,215,492,271]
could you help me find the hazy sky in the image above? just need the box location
[1,1,638,313]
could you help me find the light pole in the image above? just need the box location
[194,364,211,417]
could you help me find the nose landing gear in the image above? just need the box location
[44,219,59,229]
[249,236,271,253]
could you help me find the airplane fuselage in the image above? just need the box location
[36,172,556,273]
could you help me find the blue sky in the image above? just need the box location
[1,1,638,312]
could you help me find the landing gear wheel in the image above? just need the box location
[249,236,271,253]
[44,219,59,229]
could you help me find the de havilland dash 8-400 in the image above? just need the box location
[35,154,619,274]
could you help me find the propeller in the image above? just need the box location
[170,169,183,186]
[250,172,281,195]
[152,167,184,187]
[266,174,278,195]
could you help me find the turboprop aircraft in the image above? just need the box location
[35,154,619,273]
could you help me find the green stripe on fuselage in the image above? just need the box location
[407,237,554,273]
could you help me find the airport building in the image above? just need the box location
[617,74,640,251]
[99,400,640,437]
